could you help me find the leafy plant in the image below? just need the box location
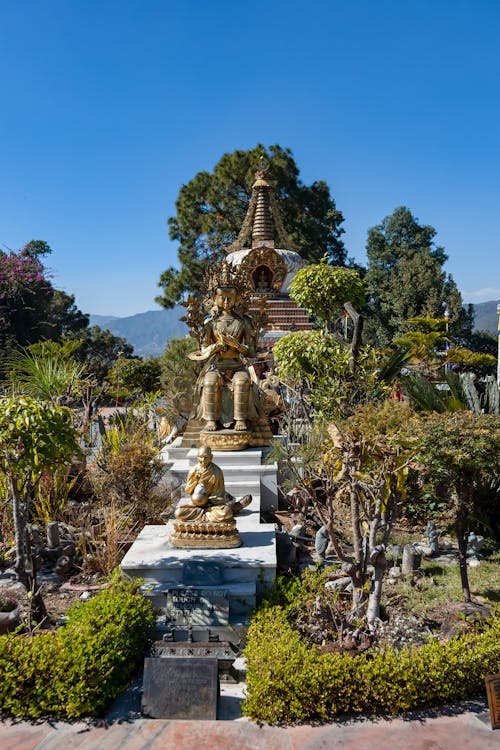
[0,396,80,621]
[289,259,365,333]
[0,573,154,718]
[243,604,500,723]
[414,412,500,602]
[31,468,81,526]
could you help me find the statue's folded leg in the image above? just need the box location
[203,371,222,430]
[233,370,251,431]
[174,504,206,522]
[204,504,234,523]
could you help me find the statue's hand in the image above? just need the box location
[188,342,222,361]
[222,333,248,354]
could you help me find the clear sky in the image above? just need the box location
[1,0,499,317]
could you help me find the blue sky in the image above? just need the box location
[1,0,499,316]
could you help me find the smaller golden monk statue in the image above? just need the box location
[170,446,250,548]
[175,446,233,524]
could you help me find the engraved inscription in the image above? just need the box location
[142,657,218,719]
[165,587,229,626]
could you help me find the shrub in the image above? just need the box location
[242,605,500,723]
[0,572,154,718]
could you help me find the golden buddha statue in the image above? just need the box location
[188,285,259,433]
[175,446,233,523]
[170,446,250,548]
[180,259,274,450]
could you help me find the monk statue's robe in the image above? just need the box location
[175,461,233,523]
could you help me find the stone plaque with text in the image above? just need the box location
[165,587,229,626]
[142,657,219,719]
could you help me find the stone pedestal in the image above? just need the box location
[121,438,278,619]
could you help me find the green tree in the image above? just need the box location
[107,357,162,399]
[0,396,80,620]
[273,330,389,421]
[364,207,472,346]
[414,412,500,602]
[156,145,346,307]
[42,289,89,340]
[289,259,365,333]
[0,241,88,366]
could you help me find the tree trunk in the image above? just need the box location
[455,503,471,603]
[349,486,367,617]
[367,546,387,628]
[8,474,47,625]
[9,475,29,589]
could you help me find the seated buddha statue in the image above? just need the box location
[174,446,234,524]
[188,285,258,433]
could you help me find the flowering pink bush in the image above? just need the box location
[0,249,51,301]
[0,246,54,354]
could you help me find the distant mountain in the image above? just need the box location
[89,308,188,358]
[472,300,498,334]
[89,301,498,359]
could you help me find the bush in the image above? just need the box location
[0,573,154,718]
[243,605,500,723]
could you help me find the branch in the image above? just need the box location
[344,302,364,372]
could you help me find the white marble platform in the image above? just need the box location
[120,522,276,614]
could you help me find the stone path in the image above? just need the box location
[1,699,498,750]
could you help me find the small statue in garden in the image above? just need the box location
[426,520,440,556]
[170,446,250,548]
[466,531,484,557]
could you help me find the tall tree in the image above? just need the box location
[364,207,472,346]
[43,289,89,340]
[0,396,80,621]
[0,241,88,364]
[157,144,346,308]
[0,246,53,357]
[414,412,500,602]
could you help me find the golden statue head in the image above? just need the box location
[196,445,213,468]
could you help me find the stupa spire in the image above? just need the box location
[225,156,298,254]
[251,160,274,247]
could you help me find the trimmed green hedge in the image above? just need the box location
[0,573,154,718]
[242,606,500,723]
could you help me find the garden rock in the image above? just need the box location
[439,538,453,550]
[325,577,351,591]
[55,555,73,575]
[389,566,402,579]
